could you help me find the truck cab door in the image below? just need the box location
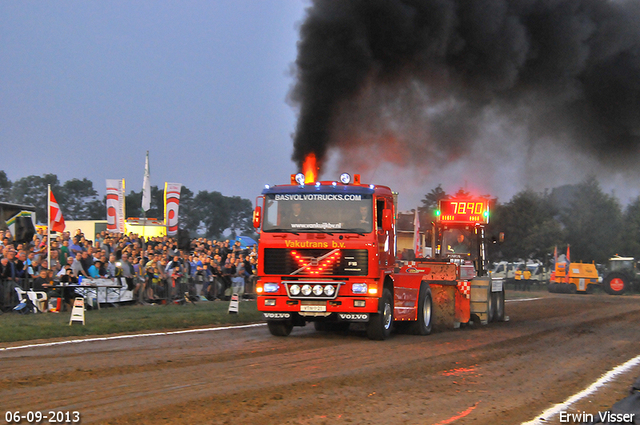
[376,198,394,268]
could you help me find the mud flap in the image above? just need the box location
[470,277,490,325]
[455,290,470,324]
[429,283,459,330]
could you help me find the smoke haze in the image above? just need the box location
[289,0,640,206]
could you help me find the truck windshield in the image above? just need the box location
[262,193,373,233]
[441,228,478,261]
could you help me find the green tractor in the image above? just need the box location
[601,256,640,295]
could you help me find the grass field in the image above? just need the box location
[1,284,614,344]
[0,300,262,343]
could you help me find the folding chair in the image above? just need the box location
[14,287,47,313]
[28,290,48,313]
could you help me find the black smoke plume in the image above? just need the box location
[290,0,640,175]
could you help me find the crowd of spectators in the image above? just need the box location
[0,227,258,310]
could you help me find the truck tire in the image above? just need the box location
[409,283,433,335]
[366,288,393,340]
[568,283,577,294]
[487,285,495,323]
[267,320,293,336]
[603,273,628,295]
[494,288,505,322]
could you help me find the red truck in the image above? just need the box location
[252,172,505,340]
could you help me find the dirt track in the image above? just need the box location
[1,292,640,425]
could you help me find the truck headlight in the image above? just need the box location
[301,284,312,296]
[324,285,335,296]
[313,285,324,296]
[263,283,279,293]
[352,283,367,294]
[289,284,301,296]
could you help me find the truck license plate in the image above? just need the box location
[300,304,326,312]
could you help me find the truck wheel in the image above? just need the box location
[603,272,628,295]
[487,286,495,323]
[494,288,505,321]
[366,288,393,340]
[267,320,293,336]
[568,283,577,294]
[409,283,433,335]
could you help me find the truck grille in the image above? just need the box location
[263,248,368,277]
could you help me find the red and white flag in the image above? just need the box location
[49,188,65,233]
[106,179,125,233]
[164,182,182,236]
[413,209,421,258]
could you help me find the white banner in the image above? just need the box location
[142,151,151,212]
[164,182,182,236]
[106,179,125,233]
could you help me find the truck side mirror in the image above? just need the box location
[382,209,392,231]
[252,206,262,229]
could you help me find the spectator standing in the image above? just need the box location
[71,253,87,278]
[119,254,134,291]
[87,260,104,278]
[106,254,118,277]
[59,240,70,267]
[80,251,93,275]
[69,236,84,256]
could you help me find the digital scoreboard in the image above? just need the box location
[437,199,489,224]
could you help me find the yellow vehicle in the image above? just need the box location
[548,262,599,294]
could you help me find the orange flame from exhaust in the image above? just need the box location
[302,153,317,183]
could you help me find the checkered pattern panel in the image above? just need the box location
[458,281,470,299]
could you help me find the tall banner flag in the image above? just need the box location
[106,179,125,233]
[551,245,558,281]
[413,209,421,258]
[164,182,182,236]
[141,151,151,212]
[48,187,65,233]
[565,244,571,284]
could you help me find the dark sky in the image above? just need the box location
[1,1,305,204]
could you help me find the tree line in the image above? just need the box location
[419,176,640,265]
[3,170,637,262]
[0,171,254,239]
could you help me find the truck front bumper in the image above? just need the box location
[258,295,380,321]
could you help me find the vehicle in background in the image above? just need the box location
[548,261,599,294]
[601,256,640,295]
[490,261,518,281]
[491,260,549,290]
